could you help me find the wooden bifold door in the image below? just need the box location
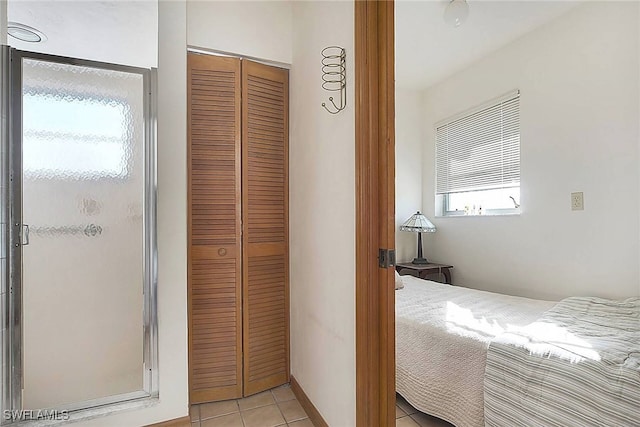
[187,53,289,403]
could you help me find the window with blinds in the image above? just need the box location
[435,91,521,216]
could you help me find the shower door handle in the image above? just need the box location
[21,224,29,246]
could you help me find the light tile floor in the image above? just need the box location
[190,384,311,427]
[396,394,454,427]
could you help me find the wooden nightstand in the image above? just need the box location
[395,262,453,285]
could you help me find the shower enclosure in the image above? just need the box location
[0,47,157,421]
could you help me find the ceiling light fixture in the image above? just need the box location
[7,22,47,43]
[444,0,469,28]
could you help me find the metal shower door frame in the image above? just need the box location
[1,47,159,419]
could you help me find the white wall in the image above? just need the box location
[395,89,424,263]
[290,1,355,426]
[0,1,6,45]
[187,2,358,425]
[187,0,292,64]
[0,1,187,424]
[82,0,189,424]
[418,2,640,301]
[2,1,360,425]
[6,1,158,68]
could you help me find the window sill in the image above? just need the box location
[437,211,520,218]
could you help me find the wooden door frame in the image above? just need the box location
[355,1,395,426]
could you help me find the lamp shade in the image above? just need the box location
[400,211,436,233]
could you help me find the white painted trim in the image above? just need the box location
[187,45,291,70]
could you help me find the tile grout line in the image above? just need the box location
[278,386,309,426]
[194,385,309,427]
[272,385,309,426]
[237,398,247,427]
[272,388,288,426]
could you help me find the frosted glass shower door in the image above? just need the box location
[20,57,147,410]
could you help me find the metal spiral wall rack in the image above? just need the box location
[321,46,346,114]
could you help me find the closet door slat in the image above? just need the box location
[188,53,243,403]
[242,60,290,396]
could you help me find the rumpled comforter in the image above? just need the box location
[484,296,640,427]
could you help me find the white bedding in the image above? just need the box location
[395,276,554,427]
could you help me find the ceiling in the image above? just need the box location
[6,1,579,84]
[396,0,581,90]
[7,0,157,68]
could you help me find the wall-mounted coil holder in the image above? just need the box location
[321,46,346,114]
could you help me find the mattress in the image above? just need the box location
[395,276,554,427]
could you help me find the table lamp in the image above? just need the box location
[400,211,436,265]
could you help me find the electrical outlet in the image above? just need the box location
[571,192,584,211]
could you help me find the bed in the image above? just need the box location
[395,275,640,427]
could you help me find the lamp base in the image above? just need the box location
[411,257,429,265]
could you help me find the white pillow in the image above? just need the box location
[395,271,404,290]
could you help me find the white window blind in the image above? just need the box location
[436,91,520,195]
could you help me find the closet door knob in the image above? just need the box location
[218,248,227,257]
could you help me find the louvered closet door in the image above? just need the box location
[188,53,243,403]
[242,60,290,396]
